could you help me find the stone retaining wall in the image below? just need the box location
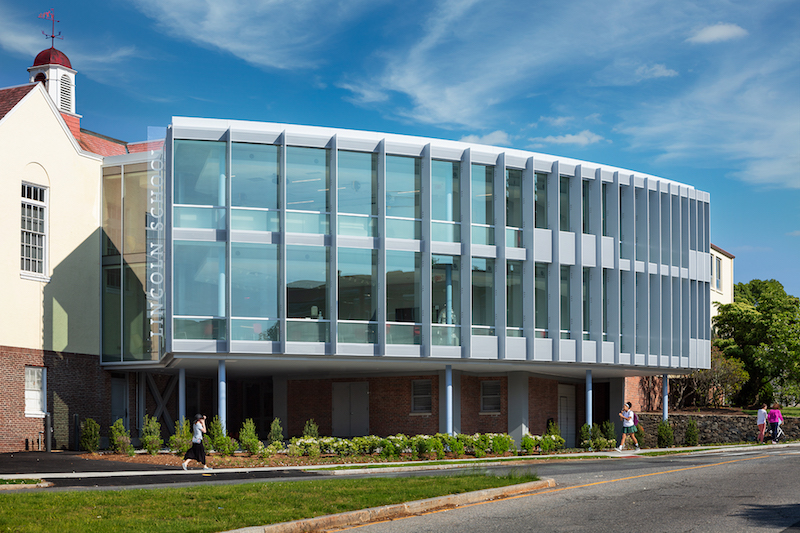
[637,413,799,447]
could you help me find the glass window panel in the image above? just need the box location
[173,241,226,317]
[507,261,523,329]
[338,151,377,217]
[506,227,522,248]
[174,140,226,206]
[535,263,548,335]
[286,320,329,342]
[174,207,225,229]
[471,225,493,246]
[432,255,460,327]
[231,143,279,209]
[386,250,421,324]
[412,380,432,412]
[481,381,502,412]
[582,180,591,234]
[506,168,522,229]
[561,265,570,338]
[560,176,570,232]
[432,221,460,243]
[472,258,494,329]
[432,325,460,346]
[386,323,420,345]
[385,218,420,240]
[124,263,156,361]
[471,164,493,227]
[338,214,375,237]
[123,164,148,255]
[102,167,121,257]
[233,319,279,341]
[583,268,591,339]
[231,209,280,232]
[431,160,460,222]
[286,146,329,214]
[102,265,121,362]
[535,173,548,229]
[232,243,279,319]
[338,322,378,344]
[286,245,329,319]
[286,212,329,234]
[338,248,378,321]
[174,318,226,340]
[386,155,420,219]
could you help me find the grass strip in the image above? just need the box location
[0,479,40,485]
[0,472,537,533]
[313,455,611,470]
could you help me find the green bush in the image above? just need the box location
[169,419,192,455]
[635,423,646,444]
[302,419,319,439]
[80,418,100,453]
[490,433,515,455]
[602,420,616,441]
[657,420,674,448]
[351,435,382,455]
[429,436,445,459]
[239,418,263,455]
[141,415,163,455]
[206,416,238,456]
[520,434,538,454]
[288,437,320,458]
[546,421,561,437]
[472,433,492,458]
[579,423,593,450]
[260,441,283,458]
[110,418,134,456]
[268,418,284,446]
[437,433,465,457]
[684,418,699,446]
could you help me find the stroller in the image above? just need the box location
[764,421,785,443]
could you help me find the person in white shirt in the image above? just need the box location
[616,402,640,452]
[756,404,768,444]
[182,414,211,470]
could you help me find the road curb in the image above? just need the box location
[224,478,555,533]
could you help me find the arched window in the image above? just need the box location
[34,73,46,84]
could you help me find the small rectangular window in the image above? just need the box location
[21,184,47,275]
[480,380,501,413]
[25,366,46,417]
[411,379,432,413]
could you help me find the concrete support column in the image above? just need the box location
[218,360,227,435]
[178,368,186,425]
[586,369,593,427]
[662,374,669,421]
[508,372,529,450]
[445,365,453,435]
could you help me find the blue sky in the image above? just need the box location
[1,0,798,296]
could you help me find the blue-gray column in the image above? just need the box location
[445,365,453,435]
[586,369,593,427]
[178,368,186,424]
[218,360,227,434]
[662,374,669,421]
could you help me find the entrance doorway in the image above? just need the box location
[332,382,369,437]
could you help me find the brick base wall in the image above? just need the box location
[0,345,107,452]
[460,376,508,435]
[528,376,558,435]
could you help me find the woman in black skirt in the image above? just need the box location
[182,414,211,470]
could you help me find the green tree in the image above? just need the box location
[714,279,800,405]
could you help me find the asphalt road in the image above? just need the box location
[342,448,800,533]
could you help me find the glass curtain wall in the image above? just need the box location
[386,250,421,344]
[431,160,460,242]
[286,147,330,234]
[535,173,548,229]
[535,263,548,337]
[231,243,279,341]
[338,248,378,343]
[102,166,122,361]
[559,176,570,232]
[385,155,421,239]
[231,143,280,232]
[338,151,378,237]
[472,258,495,335]
[560,265,570,339]
[173,240,227,340]
[173,140,226,229]
[432,254,460,346]
[471,164,494,245]
[506,169,523,247]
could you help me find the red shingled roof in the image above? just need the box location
[78,129,128,157]
[127,139,165,153]
[0,84,37,122]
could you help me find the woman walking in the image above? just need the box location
[182,414,212,470]
[767,404,784,444]
[756,404,768,444]
[616,402,640,452]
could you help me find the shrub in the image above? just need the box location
[268,418,284,446]
[386,434,410,455]
[546,421,561,438]
[472,433,492,458]
[490,433,515,455]
[635,423,646,444]
[110,418,134,456]
[602,420,616,441]
[685,418,699,446]
[657,420,674,448]
[239,418,263,455]
[351,436,382,455]
[579,423,593,450]
[288,437,320,458]
[141,415,163,455]
[539,434,565,454]
[260,441,283,458]
[303,419,319,439]
[429,436,445,459]
[206,416,238,456]
[169,419,192,455]
[438,433,465,457]
[520,434,539,454]
[80,418,100,453]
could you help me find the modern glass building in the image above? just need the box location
[101,117,711,446]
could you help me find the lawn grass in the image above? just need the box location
[0,473,538,533]
[0,479,40,485]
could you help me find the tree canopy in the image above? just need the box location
[713,279,800,406]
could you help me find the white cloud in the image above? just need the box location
[635,64,679,79]
[787,231,800,237]
[460,130,512,146]
[538,116,575,127]
[529,130,606,147]
[687,23,748,44]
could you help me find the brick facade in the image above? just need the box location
[528,376,559,435]
[460,375,508,435]
[624,375,664,412]
[0,345,107,452]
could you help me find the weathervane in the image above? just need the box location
[39,9,63,47]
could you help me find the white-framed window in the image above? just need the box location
[60,75,72,112]
[25,366,46,418]
[480,380,501,413]
[21,183,47,277]
[715,257,722,290]
[411,379,432,413]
